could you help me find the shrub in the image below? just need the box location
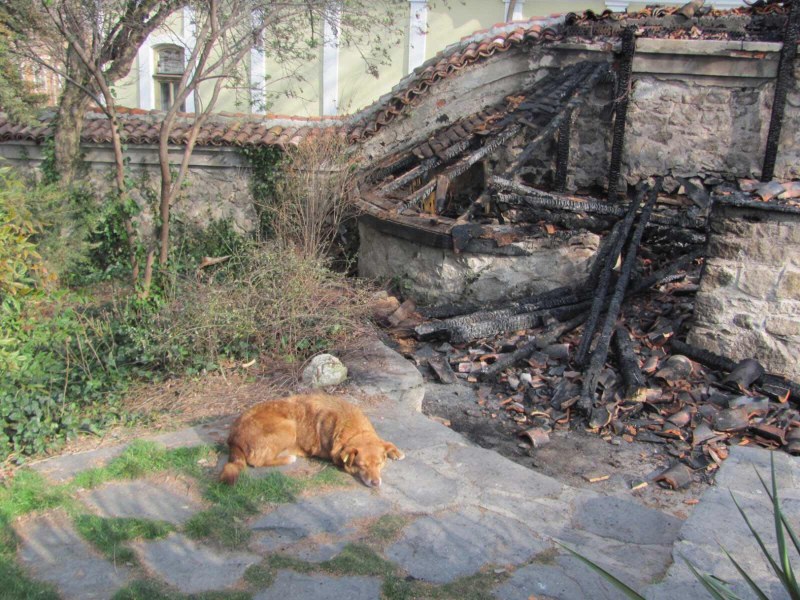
[0,292,128,458]
[266,133,360,259]
[137,241,372,371]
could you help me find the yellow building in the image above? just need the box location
[112,1,746,118]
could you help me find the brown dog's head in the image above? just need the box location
[340,442,403,488]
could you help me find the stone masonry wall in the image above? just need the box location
[358,219,600,305]
[688,204,800,380]
[0,142,257,243]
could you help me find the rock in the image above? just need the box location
[302,354,348,387]
[133,533,258,594]
[79,478,205,525]
[15,511,132,599]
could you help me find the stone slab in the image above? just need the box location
[79,478,205,525]
[443,444,563,500]
[367,408,467,454]
[494,555,627,600]
[284,541,348,563]
[254,571,382,600]
[15,511,131,600]
[249,490,392,553]
[378,455,461,513]
[344,338,425,411]
[572,495,683,546]
[385,507,546,583]
[133,533,258,594]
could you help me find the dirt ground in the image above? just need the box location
[422,378,706,518]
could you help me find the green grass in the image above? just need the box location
[321,543,396,577]
[0,558,60,600]
[368,515,410,545]
[382,570,510,600]
[112,579,252,600]
[186,472,302,548]
[73,515,174,563]
[71,441,218,489]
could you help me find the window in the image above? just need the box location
[154,45,186,112]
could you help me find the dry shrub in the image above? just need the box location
[146,241,373,370]
[268,132,360,258]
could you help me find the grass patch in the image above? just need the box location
[73,515,174,563]
[0,557,60,600]
[382,570,509,600]
[368,515,409,544]
[186,472,301,549]
[243,563,275,589]
[112,579,252,600]
[320,543,396,577]
[0,471,72,526]
[305,465,351,489]
[71,441,217,489]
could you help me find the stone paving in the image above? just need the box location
[11,338,800,599]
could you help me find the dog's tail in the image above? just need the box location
[220,443,247,485]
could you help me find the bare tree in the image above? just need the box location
[154,0,405,267]
[5,1,187,184]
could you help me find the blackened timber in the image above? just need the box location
[761,0,799,182]
[414,289,592,341]
[574,186,646,366]
[402,125,523,209]
[446,311,544,344]
[491,177,626,217]
[554,108,573,193]
[669,339,800,404]
[580,180,662,412]
[614,326,647,402]
[481,339,539,381]
[607,28,636,201]
[628,249,703,295]
[507,63,609,173]
[669,339,737,372]
[383,157,441,193]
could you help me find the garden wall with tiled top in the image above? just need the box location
[688,202,800,380]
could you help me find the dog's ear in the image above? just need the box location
[341,447,359,466]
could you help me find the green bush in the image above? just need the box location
[0,292,128,458]
[134,241,371,372]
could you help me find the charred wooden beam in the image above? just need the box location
[614,326,647,402]
[507,63,609,174]
[761,0,799,182]
[492,177,626,217]
[554,108,574,193]
[480,338,539,381]
[580,179,662,412]
[383,157,441,193]
[575,186,646,366]
[607,27,636,201]
[670,338,800,404]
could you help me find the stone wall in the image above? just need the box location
[0,141,257,241]
[363,39,797,192]
[688,203,800,380]
[358,219,600,305]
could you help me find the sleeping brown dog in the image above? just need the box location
[220,393,404,487]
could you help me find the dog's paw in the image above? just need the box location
[287,455,297,464]
[392,451,405,461]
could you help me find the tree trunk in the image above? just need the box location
[53,82,90,184]
[53,47,92,184]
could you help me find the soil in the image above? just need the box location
[422,377,706,518]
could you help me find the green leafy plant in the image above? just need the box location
[560,453,799,600]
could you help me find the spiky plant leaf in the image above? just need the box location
[721,547,770,600]
[682,556,742,600]
[556,542,645,600]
